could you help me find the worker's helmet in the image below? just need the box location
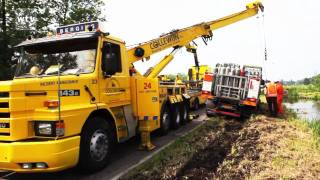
[30,66,41,75]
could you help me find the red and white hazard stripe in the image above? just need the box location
[202,72,214,95]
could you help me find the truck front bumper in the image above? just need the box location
[0,136,80,172]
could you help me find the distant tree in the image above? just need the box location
[284,80,296,86]
[303,78,311,85]
[177,73,188,81]
[0,0,105,80]
[51,0,105,25]
[166,74,176,81]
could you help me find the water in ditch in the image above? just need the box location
[285,100,320,121]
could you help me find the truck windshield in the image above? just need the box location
[15,38,98,78]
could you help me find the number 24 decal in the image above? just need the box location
[144,82,152,89]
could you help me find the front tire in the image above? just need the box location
[78,116,115,173]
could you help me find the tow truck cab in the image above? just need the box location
[0,22,133,172]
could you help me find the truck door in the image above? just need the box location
[100,40,137,141]
[100,41,130,105]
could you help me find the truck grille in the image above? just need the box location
[0,92,10,136]
[0,92,9,97]
[0,113,10,118]
[0,120,10,136]
[0,123,9,128]
[0,102,9,108]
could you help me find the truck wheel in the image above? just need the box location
[171,104,181,129]
[159,104,171,135]
[240,106,253,119]
[78,116,114,173]
[180,101,189,125]
[194,98,200,110]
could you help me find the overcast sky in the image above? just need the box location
[102,0,320,81]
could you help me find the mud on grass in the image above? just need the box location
[121,117,246,180]
[218,115,320,179]
[122,112,320,179]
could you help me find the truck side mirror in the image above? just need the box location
[101,42,120,77]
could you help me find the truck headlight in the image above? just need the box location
[34,121,65,137]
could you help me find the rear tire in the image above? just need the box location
[180,101,189,125]
[171,104,181,129]
[159,104,171,135]
[78,116,115,173]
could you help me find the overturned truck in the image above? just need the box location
[203,63,263,118]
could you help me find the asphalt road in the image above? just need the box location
[1,108,207,180]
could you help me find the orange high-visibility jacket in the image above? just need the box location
[276,83,284,96]
[266,82,277,97]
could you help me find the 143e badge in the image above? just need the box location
[60,90,80,96]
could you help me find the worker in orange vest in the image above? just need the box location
[275,81,284,114]
[265,80,278,117]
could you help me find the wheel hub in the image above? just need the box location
[176,111,181,123]
[163,111,170,127]
[90,130,109,162]
[183,106,187,120]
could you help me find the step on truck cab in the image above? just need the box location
[0,1,263,173]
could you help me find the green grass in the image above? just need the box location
[254,109,320,178]
[309,120,320,143]
[285,85,320,100]
[286,109,320,146]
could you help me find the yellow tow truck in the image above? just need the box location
[0,2,263,173]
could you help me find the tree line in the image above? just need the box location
[0,0,105,80]
[283,74,320,87]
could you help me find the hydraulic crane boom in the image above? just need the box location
[127,1,264,64]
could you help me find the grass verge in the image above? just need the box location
[252,108,320,178]
[122,106,320,179]
[286,108,320,147]
[285,85,320,100]
[121,118,225,180]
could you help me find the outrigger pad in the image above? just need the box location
[138,131,156,151]
[188,113,199,120]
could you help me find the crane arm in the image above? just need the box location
[127,1,264,64]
